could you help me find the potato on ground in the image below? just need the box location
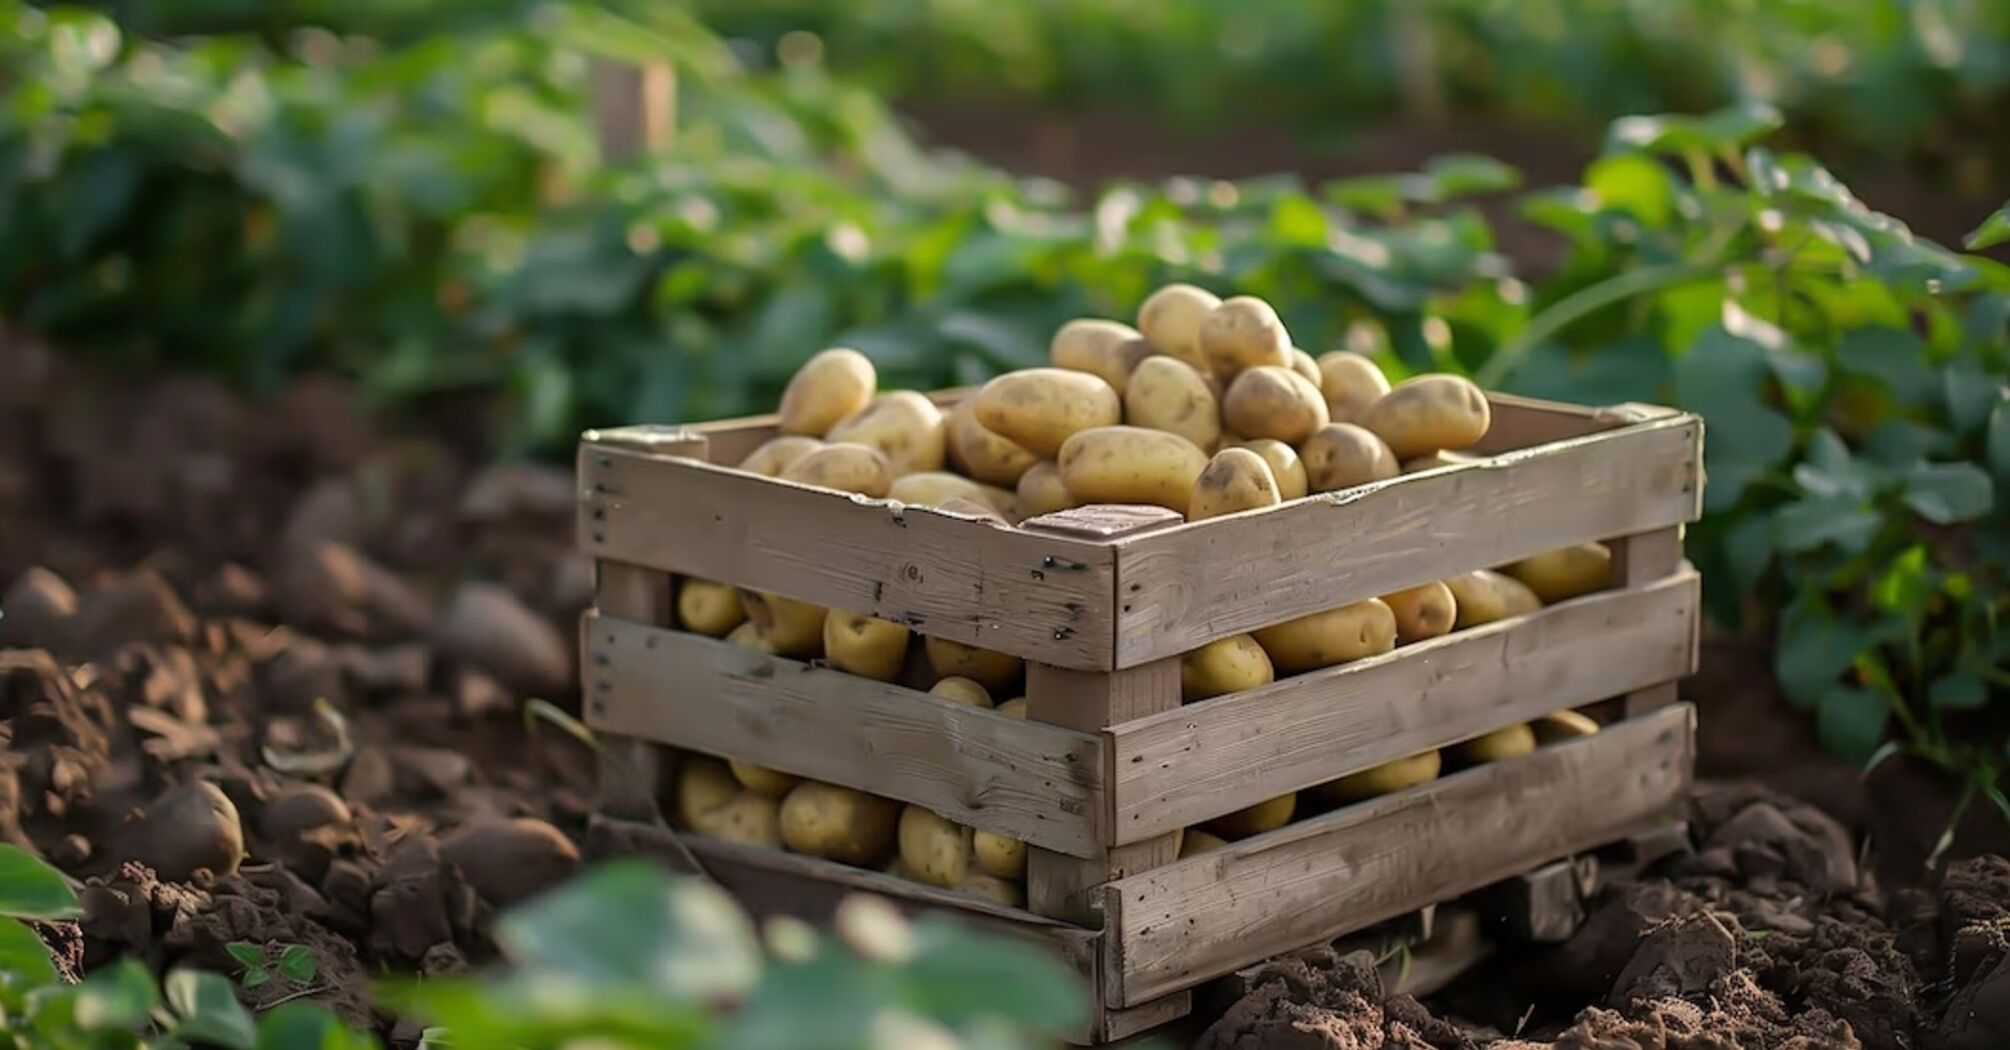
[1124,356,1222,452]
[1315,351,1391,423]
[1199,296,1293,379]
[1051,319,1157,394]
[1180,828,1229,858]
[1502,543,1612,604]
[1222,366,1329,445]
[1137,283,1220,372]
[1380,581,1457,644]
[677,578,746,637]
[823,610,911,682]
[898,806,971,889]
[1453,724,1538,764]
[1289,349,1324,389]
[1299,423,1398,493]
[780,443,893,497]
[974,368,1122,458]
[1204,794,1296,840]
[724,620,774,652]
[888,471,1014,512]
[692,790,784,848]
[1443,570,1543,628]
[1254,598,1398,675]
[1533,709,1600,744]
[1057,425,1209,514]
[779,348,876,437]
[929,675,995,708]
[1359,374,1492,459]
[1181,633,1274,702]
[1236,439,1309,501]
[675,756,740,829]
[957,874,1024,908]
[945,400,1037,487]
[973,830,1026,879]
[1014,461,1076,518]
[779,782,900,866]
[1316,751,1441,805]
[1189,448,1282,522]
[730,760,801,799]
[925,636,1022,691]
[739,435,824,478]
[996,697,1028,719]
[827,391,948,476]
[738,590,827,658]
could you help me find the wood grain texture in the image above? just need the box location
[591,561,675,820]
[1105,570,1699,843]
[584,613,1105,856]
[579,442,1118,668]
[1609,526,1689,717]
[1110,412,1702,668]
[1472,394,1676,453]
[1102,704,1695,1005]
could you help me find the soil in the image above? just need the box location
[3,323,2007,1048]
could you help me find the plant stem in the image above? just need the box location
[1474,261,1720,389]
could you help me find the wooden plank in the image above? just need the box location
[1473,394,1676,454]
[584,614,1105,857]
[1101,704,1695,1006]
[579,442,1117,668]
[1092,991,1191,1045]
[1024,659,1184,923]
[592,561,675,821]
[1109,412,1701,668]
[1610,525,1688,716]
[1104,570,1700,843]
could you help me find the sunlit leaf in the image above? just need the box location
[0,844,80,920]
[75,958,158,1031]
[0,917,58,986]
[1966,200,2010,251]
[168,970,258,1050]
[1901,463,1995,524]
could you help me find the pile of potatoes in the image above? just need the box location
[661,284,1628,882]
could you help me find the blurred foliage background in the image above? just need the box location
[2,0,2008,782]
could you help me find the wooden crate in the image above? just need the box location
[576,391,1703,1043]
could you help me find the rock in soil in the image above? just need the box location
[0,566,79,649]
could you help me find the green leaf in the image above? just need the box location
[277,944,318,983]
[1771,498,1882,554]
[1928,668,1988,711]
[895,918,1089,1034]
[226,943,264,970]
[1584,153,1675,226]
[1605,102,1783,156]
[0,845,80,920]
[1775,598,1869,709]
[243,969,272,989]
[1901,463,1995,524]
[167,970,258,1050]
[1835,328,1937,409]
[0,917,58,986]
[1988,399,2010,481]
[257,1002,377,1050]
[1422,154,1521,198]
[76,958,159,1030]
[1816,686,1890,764]
[1869,546,1934,616]
[1966,200,2010,251]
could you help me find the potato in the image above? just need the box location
[827,391,948,476]
[1453,724,1538,764]
[1180,828,1229,858]
[1124,356,1222,452]
[677,578,746,637]
[675,756,739,828]
[730,760,801,799]
[1052,320,1158,395]
[945,400,1037,487]
[779,348,876,437]
[1222,366,1329,445]
[1189,448,1281,522]
[996,697,1028,719]
[1359,374,1492,459]
[739,435,824,478]
[929,675,995,708]
[973,830,1026,879]
[1014,461,1076,518]
[925,636,1021,691]
[974,368,1122,458]
[1315,351,1391,423]
[1298,423,1398,493]
[1199,296,1293,379]
[1058,425,1209,513]
[1236,439,1308,501]
[1401,449,1480,474]
[958,874,1024,908]
[1502,543,1612,604]
[888,471,1014,512]
[692,790,783,848]
[1533,709,1601,744]
[738,591,827,658]
[725,621,775,652]
[1380,581,1457,645]
[1204,793,1296,839]
[898,806,970,889]
[1181,633,1274,702]
[1444,570,1543,628]
[780,444,893,497]
[779,782,900,865]
[1317,751,1441,805]
[1289,349,1324,389]
[823,611,911,682]
[1253,598,1398,675]
[1137,283,1220,372]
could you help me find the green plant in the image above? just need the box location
[223,943,316,990]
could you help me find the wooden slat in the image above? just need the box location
[592,554,680,823]
[584,614,1105,857]
[1104,570,1699,843]
[1109,412,1702,668]
[1101,705,1694,1005]
[579,441,1117,668]
[1609,525,1688,717]
[1472,394,1675,453]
